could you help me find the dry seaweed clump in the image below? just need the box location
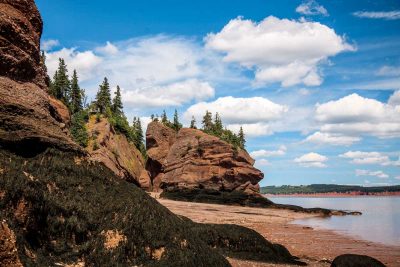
[0,148,301,266]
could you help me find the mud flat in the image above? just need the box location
[155,197,400,267]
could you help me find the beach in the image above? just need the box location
[155,197,400,267]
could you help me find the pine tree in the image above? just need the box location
[238,126,245,149]
[70,69,82,114]
[190,116,197,129]
[112,85,123,116]
[52,58,70,103]
[213,112,223,135]
[172,109,182,131]
[95,77,112,114]
[161,110,168,124]
[202,110,213,132]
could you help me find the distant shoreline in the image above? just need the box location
[265,192,400,197]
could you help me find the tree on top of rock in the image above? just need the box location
[51,58,70,103]
[172,109,182,132]
[190,116,197,129]
[161,110,168,124]
[112,85,123,116]
[238,126,245,149]
[132,117,145,155]
[202,110,213,132]
[70,69,83,114]
[213,112,223,136]
[95,77,112,114]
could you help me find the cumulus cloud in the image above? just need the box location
[184,96,288,137]
[356,169,389,179]
[121,79,214,108]
[339,151,390,165]
[205,16,354,87]
[250,145,287,158]
[304,93,400,142]
[255,159,271,167]
[305,131,361,146]
[45,36,226,108]
[41,39,60,51]
[294,152,328,168]
[296,0,328,16]
[353,11,400,20]
[388,90,400,106]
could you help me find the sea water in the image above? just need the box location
[269,196,400,246]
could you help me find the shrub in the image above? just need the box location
[70,111,89,147]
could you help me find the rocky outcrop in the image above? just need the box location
[146,122,263,195]
[86,116,151,190]
[0,0,48,88]
[0,0,79,155]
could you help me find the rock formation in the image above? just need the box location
[146,121,263,195]
[331,254,386,267]
[0,1,301,266]
[86,115,151,190]
[0,0,79,155]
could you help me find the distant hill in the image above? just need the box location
[261,184,400,195]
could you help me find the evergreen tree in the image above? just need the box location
[213,112,223,135]
[112,85,123,116]
[161,110,168,124]
[190,116,197,129]
[70,69,82,114]
[95,77,112,114]
[238,126,245,149]
[52,58,70,103]
[172,109,182,131]
[202,110,213,132]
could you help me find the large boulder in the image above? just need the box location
[331,254,386,267]
[146,122,263,195]
[87,115,151,190]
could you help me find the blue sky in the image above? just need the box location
[36,0,400,186]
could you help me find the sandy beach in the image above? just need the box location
[155,197,400,267]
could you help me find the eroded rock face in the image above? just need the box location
[87,116,151,190]
[0,0,79,154]
[0,0,48,88]
[146,122,263,194]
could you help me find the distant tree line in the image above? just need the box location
[45,57,145,155]
[261,184,400,195]
[151,110,246,150]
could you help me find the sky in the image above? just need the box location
[36,0,400,187]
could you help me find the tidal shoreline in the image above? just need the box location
[155,197,400,267]
[264,192,400,197]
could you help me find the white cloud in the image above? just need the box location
[185,96,287,124]
[296,0,328,16]
[313,93,400,139]
[356,169,389,179]
[41,39,60,51]
[388,90,400,106]
[205,16,354,87]
[339,151,390,165]
[294,152,328,168]
[45,48,103,82]
[377,66,400,77]
[122,79,214,108]
[250,145,287,158]
[395,176,400,180]
[45,36,227,109]
[353,11,400,20]
[305,131,361,146]
[226,123,272,137]
[95,41,119,55]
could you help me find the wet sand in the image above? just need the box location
[155,197,400,267]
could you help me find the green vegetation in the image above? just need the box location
[261,184,400,195]
[70,110,89,147]
[152,110,246,150]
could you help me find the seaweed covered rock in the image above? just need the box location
[331,254,386,267]
[0,148,300,266]
[86,115,151,190]
[146,122,263,195]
